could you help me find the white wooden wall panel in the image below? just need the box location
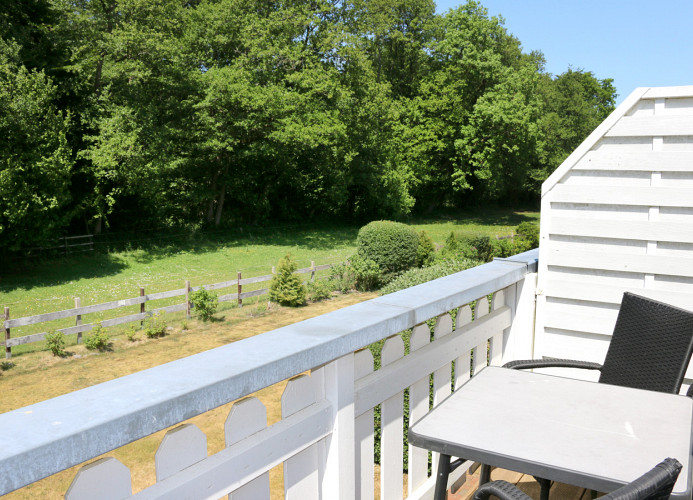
[537,86,693,376]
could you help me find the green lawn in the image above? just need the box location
[0,210,538,352]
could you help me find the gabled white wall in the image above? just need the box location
[535,86,693,381]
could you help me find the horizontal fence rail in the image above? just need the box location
[0,250,539,499]
[2,262,333,357]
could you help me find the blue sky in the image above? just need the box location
[434,0,693,104]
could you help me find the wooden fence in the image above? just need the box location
[2,262,332,358]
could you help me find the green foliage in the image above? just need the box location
[269,254,306,307]
[307,279,333,302]
[467,236,495,262]
[349,254,382,291]
[416,230,435,267]
[84,323,111,351]
[0,361,15,371]
[440,232,460,259]
[357,221,419,276]
[126,325,139,342]
[190,288,219,321]
[380,258,482,295]
[0,0,613,251]
[44,330,67,357]
[516,221,539,248]
[144,314,167,339]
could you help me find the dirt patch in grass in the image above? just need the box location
[1,292,377,499]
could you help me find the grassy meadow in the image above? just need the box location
[0,209,538,354]
[0,208,538,499]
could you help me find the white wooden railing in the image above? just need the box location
[0,250,538,500]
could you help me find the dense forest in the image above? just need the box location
[0,0,616,253]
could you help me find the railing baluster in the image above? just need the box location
[65,457,131,500]
[454,305,473,389]
[380,335,405,500]
[283,374,320,500]
[489,291,506,366]
[408,324,432,495]
[355,348,375,500]
[155,423,207,482]
[473,297,490,375]
[226,397,270,500]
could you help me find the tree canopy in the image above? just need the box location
[0,0,617,253]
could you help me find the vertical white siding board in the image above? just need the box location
[315,354,356,500]
[473,297,490,375]
[283,375,321,500]
[66,457,132,500]
[502,276,537,365]
[380,335,405,500]
[354,349,375,500]
[225,397,270,500]
[454,305,473,389]
[408,324,431,495]
[155,424,207,482]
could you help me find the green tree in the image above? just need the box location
[0,40,73,252]
[269,254,307,306]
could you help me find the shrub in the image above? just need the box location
[84,323,111,351]
[356,221,418,275]
[516,221,539,248]
[439,232,460,259]
[0,361,15,371]
[45,330,67,357]
[349,254,381,291]
[144,314,167,338]
[269,254,306,306]
[190,288,219,321]
[307,279,333,302]
[380,258,482,295]
[126,325,139,342]
[329,262,356,293]
[416,230,435,267]
[468,236,495,262]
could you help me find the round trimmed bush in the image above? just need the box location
[357,221,419,275]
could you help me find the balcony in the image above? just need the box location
[2,84,693,499]
[0,249,540,500]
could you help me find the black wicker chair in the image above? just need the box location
[473,458,682,500]
[479,292,693,500]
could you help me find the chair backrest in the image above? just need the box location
[598,292,693,394]
[600,457,682,500]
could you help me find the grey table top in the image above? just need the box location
[408,366,693,498]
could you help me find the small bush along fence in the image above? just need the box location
[2,261,331,358]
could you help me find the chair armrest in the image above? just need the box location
[599,458,681,500]
[503,358,603,371]
[473,480,532,500]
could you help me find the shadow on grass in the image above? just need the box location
[0,252,129,293]
[408,208,539,228]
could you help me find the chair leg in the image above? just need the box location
[537,477,552,500]
[434,454,452,500]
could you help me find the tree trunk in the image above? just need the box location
[214,185,226,226]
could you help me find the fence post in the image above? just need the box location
[185,281,191,319]
[140,287,145,326]
[311,261,315,282]
[75,298,82,344]
[4,307,10,359]
[237,272,243,307]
